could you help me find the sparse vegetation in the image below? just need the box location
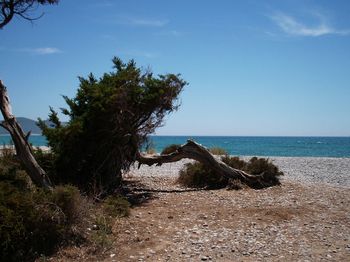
[103,195,130,217]
[209,147,229,155]
[178,156,283,189]
[161,144,181,155]
[146,147,157,155]
[90,215,113,250]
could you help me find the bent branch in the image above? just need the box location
[136,139,263,184]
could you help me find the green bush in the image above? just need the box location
[178,156,283,189]
[178,162,228,189]
[161,144,181,155]
[103,195,130,217]
[209,147,228,156]
[90,215,113,250]
[0,167,83,262]
[245,157,284,188]
[49,185,82,224]
[220,156,246,170]
[33,149,57,179]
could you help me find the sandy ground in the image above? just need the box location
[50,157,350,262]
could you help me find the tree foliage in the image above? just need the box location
[0,0,58,29]
[38,57,186,193]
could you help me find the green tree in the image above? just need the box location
[38,57,186,193]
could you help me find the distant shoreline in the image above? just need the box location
[0,134,42,136]
[0,135,350,158]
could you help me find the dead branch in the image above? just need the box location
[136,139,263,184]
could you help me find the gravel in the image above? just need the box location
[130,156,350,188]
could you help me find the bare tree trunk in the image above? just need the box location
[0,80,52,189]
[136,140,263,185]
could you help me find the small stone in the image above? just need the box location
[201,256,208,261]
[92,224,99,230]
[110,253,115,258]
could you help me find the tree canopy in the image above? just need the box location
[38,57,186,193]
[0,0,58,29]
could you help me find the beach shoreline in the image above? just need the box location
[129,156,350,188]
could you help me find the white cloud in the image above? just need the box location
[17,47,62,55]
[130,18,168,27]
[270,12,350,37]
[115,16,168,27]
[155,30,184,37]
[32,47,62,55]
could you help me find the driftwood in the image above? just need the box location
[137,140,262,185]
[0,80,52,189]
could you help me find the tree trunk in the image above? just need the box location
[0,80,52,189]
[136,139,263,185]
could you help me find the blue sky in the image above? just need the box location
[1,0,349,136]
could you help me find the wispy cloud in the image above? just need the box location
[114,16,168,27]
[155,30,184,37]
[269,12,350,37]
[130,18,168,27]
[18,47,62,55]
[32,47,62,55]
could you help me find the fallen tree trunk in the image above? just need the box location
[136,139,263,185]
[0,80,52,189]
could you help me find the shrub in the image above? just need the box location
[38,57,186,193]
[0,167,84,262]
[245,157,284,188]
[33,149,59,184]
[49,185,83,224]
[161,144,181,155]
[209,147,228,156]
[178,156,283,189]
[103,195,130,217]
[0,146,21,175]
[221,156,246,170]
[178,161,228,189]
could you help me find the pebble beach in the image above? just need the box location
[129,156,350,187]
[107,156,350,261]
[27,155,350,261]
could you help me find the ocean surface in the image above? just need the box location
[2,135,349,158]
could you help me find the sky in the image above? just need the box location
[0,0,349,136]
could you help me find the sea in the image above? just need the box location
[1,135,349,158]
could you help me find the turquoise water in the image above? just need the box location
[148,136,350,158]
[0,135,48,147]
[1,135,349,157]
